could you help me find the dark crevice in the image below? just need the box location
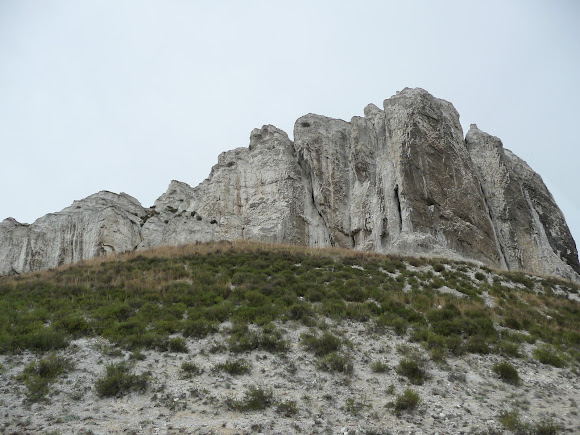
[394,185,403,232]
[481,185,509,269]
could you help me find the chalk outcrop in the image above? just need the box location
[1,88,578,281]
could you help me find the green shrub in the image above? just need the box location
[226,385,273,411]
[533,346,567,368]
[316,352,354,374]
[393,389,420,414]
[258,324,289,353]
[396,358,428,385]
[445,336,466,356]
[228,323,260,353]
[534,418,561,435]
[228,323,288,353]
[16,354,74,402]
[433,264,445,273]
[467,335,491,354]
[376,314,409,336]
[182,319,219,338]
[275,400,299,417]
[344,396,371,416]
[168,337,188,353]
[370,360,390,373]
[499,409,523,431]
[497,340,521,358]
[498,409,559,433]
[17,329,70,353]
[474,272,486,281]
[503,316,522,330]
[94,363,149,397]
[53,315,92,338]
[492,361,520,385]
[301,331,342,357]
[181,361,203,377]
[212,358,252,375]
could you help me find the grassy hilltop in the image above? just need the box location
[1,241,579,434]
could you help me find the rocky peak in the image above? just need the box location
[1,88,578,281]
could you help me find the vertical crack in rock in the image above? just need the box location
[480,185,509,270]
[394,185,403,232]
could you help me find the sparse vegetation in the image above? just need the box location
[0,241,579,432]
[316,352,354,374]
[396,358,428,385]
[0,243,580,434]
[181,361,203,377]
[392,389,421,414]
[534,346,567,368]
[370,360,390,373]
[275,400,299,417]
[94,362,149,398]
[0,241,578,370]
[301,331,343,356]
[492,361,521,385]
[499,409,561,434]
[226,385,274,411]
[344,396,372,415]
[168,337,188,353]
[16,354,74,402]
[212,358,252,375]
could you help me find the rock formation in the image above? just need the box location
[1,88,578,281]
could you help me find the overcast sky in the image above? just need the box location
[1,1,579,249]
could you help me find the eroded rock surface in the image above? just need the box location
[1,88,578,281]
[0,192,145,275]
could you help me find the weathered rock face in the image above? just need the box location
[1,88,578,281]
[0,192,145,274]
[465,125,580,280]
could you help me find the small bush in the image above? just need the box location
[534,418,561,435]
[533,347,566,368]
[344,396,371,416]
[500,409,560,434]
[301,331,342,356]
[16,354,74,402]
[259,324,289,353]
[396,358,428,385]
[130,350,146,361]
[168,337,188,353]
[503,316,522,330]
[433,264,445,273]
[228,323,288,354]
[474,272,486,281]
[212,358,252,375]
[499,409,523,431]
[492,361,520,385]
[275,400,299,417]
[94,363,148,398]
[316,352,354,374]
[370,360,390,373]
[393,389,420,414]
[226,385,273,411]
[467,335,491,354]
[181,361,203,377]
[497,341,521,358]
[182,319,218,338]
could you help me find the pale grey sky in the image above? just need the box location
[1,1,579,249]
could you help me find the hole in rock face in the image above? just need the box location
[301,122,311,128]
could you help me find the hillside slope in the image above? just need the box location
[1,242,579,434]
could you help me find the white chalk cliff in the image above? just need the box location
[2,88,578,281]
